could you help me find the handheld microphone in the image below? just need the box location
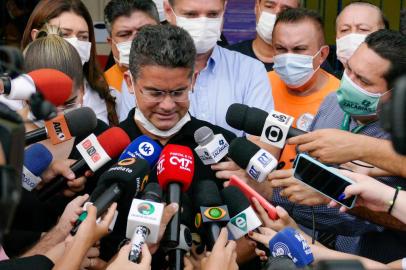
[228,137,278,183]
[127,183,165,262]
[71,157,150,235]
[37,127,131,201]
[194,126,229,165]
[157,144,194,247]
[119,135,162,167]
[164,194,194,270]
[268,227,314,268]
[221,186,262,240]
[194,180,229,250]
[22,143,53,191]
[226,103,307,148]
[2,69,73,106]
[25,107,97,146]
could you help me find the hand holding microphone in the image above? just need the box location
[107,243,151,270]
[37,127,131,201]
[249,227,314,268]
[71,157,150,235]
[200,228,238,270]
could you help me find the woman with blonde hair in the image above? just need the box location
[22,0,119,126]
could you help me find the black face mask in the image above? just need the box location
[0,165,20,244]
[378,76,406,155]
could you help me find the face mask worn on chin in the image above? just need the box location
[273,49,322,88]
[114,40,132,66]
[337,71,389,116]
[172,8,222,54]
[133,107,191,138]
[256,10,277,44]
[64,37,92,65]
[336,33,367,66]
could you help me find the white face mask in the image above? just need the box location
[133,107,191,138]
[273,49,322,88]
[64,37,91,65]
[114,40,132,66]
[172,8,222,54]
[336,33,367,66]
[152,0,166,22]
[256,11,277,44]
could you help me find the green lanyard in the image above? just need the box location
[340,113,369,134]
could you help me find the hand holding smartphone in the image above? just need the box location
[293,153,357,209]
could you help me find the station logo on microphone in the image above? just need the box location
[139,142,154,156]
[230,213,247,232]
[137,202,155,216]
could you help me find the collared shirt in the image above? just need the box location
[188,45,274,136]
[272,92,406,262]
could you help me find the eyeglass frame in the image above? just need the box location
[134,81,192,103]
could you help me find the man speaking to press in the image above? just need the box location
[102,24,236,259]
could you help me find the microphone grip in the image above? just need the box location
[287,127,307,138]
[207,223,221,251]
[168,249,184,270]
[129,226,149,263]
[163,183,182,248]
[94,183,122,217]
[25,128,47,145]
[36,159,88,201]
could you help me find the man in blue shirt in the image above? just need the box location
[269,29,406,263]
[163,0,275,137]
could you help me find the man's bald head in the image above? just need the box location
[336,1,387,36]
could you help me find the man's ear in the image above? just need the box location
[124,71,134,94]
[31,29,39,40]
[319,45,330,65]
[163,0,175,24]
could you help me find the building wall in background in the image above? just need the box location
[81,0,404,52]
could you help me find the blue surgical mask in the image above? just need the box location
[273,49,322,88]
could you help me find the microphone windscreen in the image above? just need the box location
[97,127,131,158]
[244,107,268,135]
[24,143,53,176]
[119,135,162,167]
[194,179,223,207]
[92,157,150,208]
[98,158,149,188]
[142,182,163,202]
[65,107,97,138]
[228,137,259,169]
[226,103,249,130]
[28,69,73,106]
[226,104,269,135]
[194,126,214,146]
[221,186,251,217]
[157,144,194,192]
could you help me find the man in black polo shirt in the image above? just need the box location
[121,24,236,186]
[100,24,236,261]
